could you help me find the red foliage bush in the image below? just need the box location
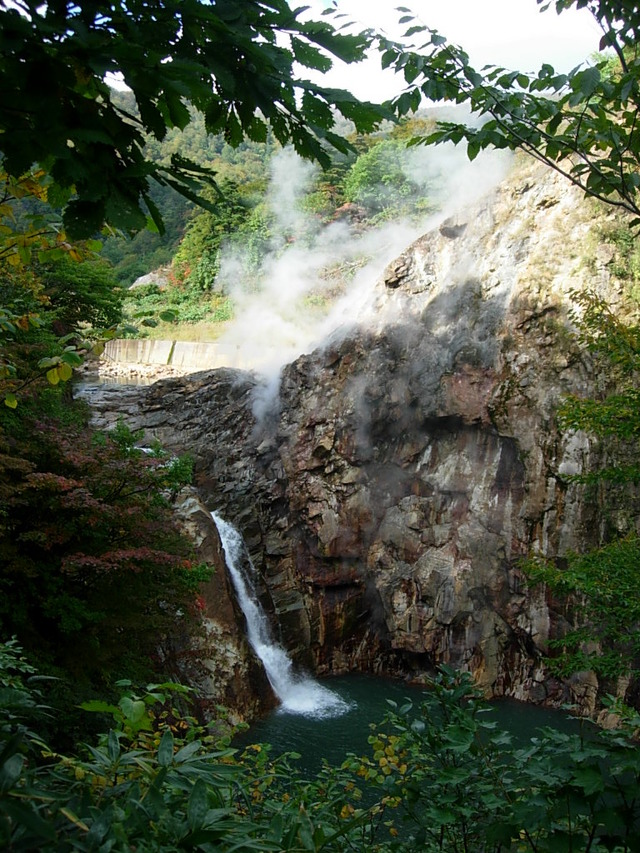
[0,413,208,686]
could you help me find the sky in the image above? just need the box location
[307,0,604,102]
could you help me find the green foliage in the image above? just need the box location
[37,257,124,335]
[524,539,640,678]
[173,180,256,292]
[237,204,277,274]
[383,1,640,222]
[0,218,130,406]
[520,290,640,680]
[0,638,46,738]
[0,170,93,269]
[343,139,432,219]
[0,0,386,239]
[605,225,640,296]
[80,678,195,740]
[101,181,192,286]
[559,290,640,443]
[0,648,383,852]
[123,281,234,329]
[2,660,640,852]
[359,668,640,851]
[298,153,353,219]
[0,406,208,690]
[0,263,83,406]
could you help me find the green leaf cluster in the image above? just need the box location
[343,138,434,220]
[0,245,124,406]
[123,282,234,330]
[37,257,124,336]
[521,288,640,682]
[524,538,640,679]
[172,180,258,292]
[2,659,640,852]
[383,1,640,222]
[0,403,207,700]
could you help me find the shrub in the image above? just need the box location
[0,412,208,694]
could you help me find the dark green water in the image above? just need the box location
[234,673,583,775]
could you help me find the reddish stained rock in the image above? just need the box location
[440,366,497,425]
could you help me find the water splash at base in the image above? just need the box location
[212,512,351,719]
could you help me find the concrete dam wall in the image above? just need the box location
[103,339,255,371]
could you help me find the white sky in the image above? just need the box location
[307,0,604,101]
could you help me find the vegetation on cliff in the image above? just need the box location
[523,289,640,682]
[0,248,208,735]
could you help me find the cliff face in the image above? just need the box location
[84,161,628,711]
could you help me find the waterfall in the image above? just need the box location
[212,512,350,719]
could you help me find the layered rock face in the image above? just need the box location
[84,161,623,710]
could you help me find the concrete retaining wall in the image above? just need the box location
[103,339,252,371]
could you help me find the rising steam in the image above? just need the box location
[213,139,510,420]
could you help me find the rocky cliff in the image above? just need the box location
[82,159,632,713]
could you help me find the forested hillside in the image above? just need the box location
[108,106,443,341]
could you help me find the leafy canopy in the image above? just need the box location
[382,0,640,222]
[0,0,386,239]
[0,406,205,688]
[0,238,124,407]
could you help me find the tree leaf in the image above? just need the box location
[59,807,89,833]
[60,350,84,368]
[107,730,120,763]
[119,697,146,726]
[57,362,73,381]
[80,700,120,715]
[0,753,24,792]
[187,777,208,831]
[38,357,60,369]
[157,729,174,767]
[574,66,601,97]
[46,367,60,385]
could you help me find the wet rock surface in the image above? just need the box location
[79,163,626,711]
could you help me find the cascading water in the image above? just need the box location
[212,512,351,719]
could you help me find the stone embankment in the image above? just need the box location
[110,338,249,369]
[81,338,262,384]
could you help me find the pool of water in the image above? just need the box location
[233,673,584,775]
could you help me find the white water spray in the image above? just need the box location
[212,512,350,719]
